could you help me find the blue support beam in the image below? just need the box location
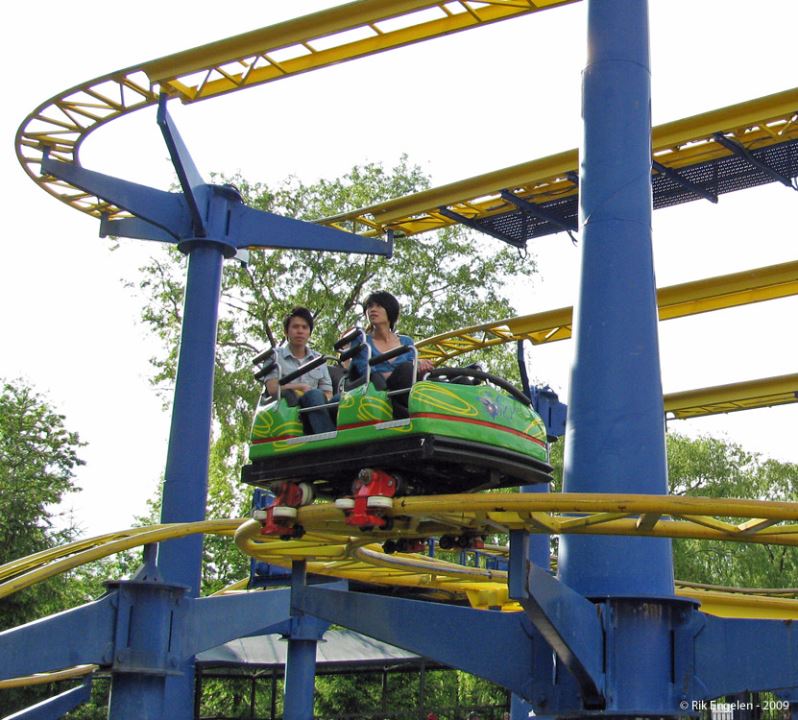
[510,694,536,720]
[0,594,116,680]
[519,565,605,708]
[293,585,541,700]
[40,150,192,239]
[100,215,179,243]
[5,680,93,720]
[694,615,798,698]
[155,240,222,594]
[282,562,331,720]
[156,95,210,237]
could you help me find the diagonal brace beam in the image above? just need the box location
[157,96,209,237]
[713,133,796,189]
[500,189,578,233]
[520,564,605,707]
[438,206,526,248]
[293,585,538,698]
[0,594,116,680]
[652,160,718,203]
[41,151,192,240]
[182,588,292,657]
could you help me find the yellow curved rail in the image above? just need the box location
[0,520,239,600]
[6,491,798,691]
[8,493,798,607]
[321,87,798,237]
[15,0,573,223]
[0,664,97,691]
[417,258,798,362]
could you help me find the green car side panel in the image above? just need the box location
[248,380,548,464]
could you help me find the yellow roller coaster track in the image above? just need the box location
[8,492,798,688]
[16,0,797,241]
[15,0,574,219]
[665,372,798,420]
[7,494,798,613]
[321,86,798,238]
[415,258,798,419]
[418,258,798,361]
[7,493,798,689]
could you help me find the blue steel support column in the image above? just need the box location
[513,484,547,718]
[284,562,320,720]
[107,245,225,719]
[559,0,674,598]
[128,240,224,718]
[158,241,224,592]
[284,639,318,720]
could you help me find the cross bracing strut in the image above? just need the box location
[713,131,796,189]
[652,160,718,204]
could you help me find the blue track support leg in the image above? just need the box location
[105,241,224,718]
[282,562,328,720]
[157,241,224,592]
[521,483,549,569]
[559,0,674,599]
[284,639,318,720]
[156,242,224,717]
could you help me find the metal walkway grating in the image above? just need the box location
[465,137,798,245]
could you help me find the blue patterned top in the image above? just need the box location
[351,334,415,376]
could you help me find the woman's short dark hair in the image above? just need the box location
[283,306,314,334]
[363,291,400,330]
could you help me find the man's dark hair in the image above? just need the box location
[283,306,314,334]
[363,290,401,331]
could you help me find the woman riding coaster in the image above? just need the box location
[350,290,434,411]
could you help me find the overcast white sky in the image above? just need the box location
[2,1,797,537]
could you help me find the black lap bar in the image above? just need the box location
[279,354,328,386]
[339,342,366,362]
[369,344,413,366]
[254,361,278,382]
[252,347,276,366]
[334,328,364,351]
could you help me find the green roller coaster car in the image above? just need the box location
[241,337,552,499]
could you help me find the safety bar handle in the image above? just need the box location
[334,327,364,351]
[369,344,412,366]
[279,353,328,386]
[252,347,276,366]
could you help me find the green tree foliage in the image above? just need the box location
[0,380,87,713]
[131,157,537,589]
[667,432,798,589]
[0,379,85,630]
